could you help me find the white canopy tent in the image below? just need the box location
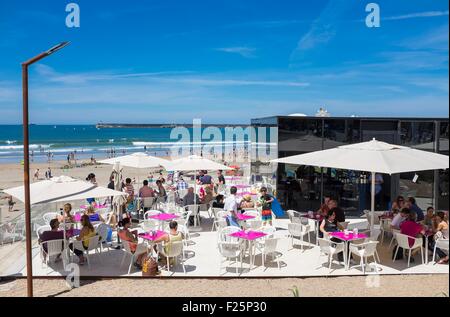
[4,175,128,264]
[164,155,231,227]
[4,175,126,205]
[271,139,449,230]
[99,152,169,214]
[98,152,168,169]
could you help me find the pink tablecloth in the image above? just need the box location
[224,214,255,221]
[148,213,179,221]
[139,230,167,241]
[229,230,267,240]
[65,228,81,238]
[329,231,367,241]
[236,191,258,197]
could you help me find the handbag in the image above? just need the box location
[142,255,159,276]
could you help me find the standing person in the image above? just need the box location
[139,180,155,198]
[199,170,212,185]
[224,186,240,227]
[85,173,98,205]
[67,153,71,165]
[33,168,40,181]
[176,176,188,191]
[155,180,167,199]
[45,167,52,180]
[257,187,274,226]
[369,173,384,208]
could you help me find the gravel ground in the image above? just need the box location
[1,274,448,297]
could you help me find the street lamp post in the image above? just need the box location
[21,42,70,297]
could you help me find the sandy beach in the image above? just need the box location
[1,275,448,297]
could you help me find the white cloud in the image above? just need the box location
[384,10,449,21]
[215,47,256,58]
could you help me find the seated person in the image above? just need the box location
[317,194,331,216]
[182,187,200,206]
[319,209,346,261]
[399,211,425,260]
[429,212,449,264]
[406,197,424,222]
[239,194,255,209]
[201,186,214,205]
[58,203,74,224]
[391,195,405,213]
[118,218,148,269]
[69,215,97,265]
[39,218,64,262]
[391,208,410,229]
[423,207,435,228]
[153,221,183,265]
[212,195,225,209]
[85,205,105,222]
[327,199,345,222]
[139,180,155,198]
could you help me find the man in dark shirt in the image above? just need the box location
[39,218,64,260]
[407,197,424,222]
[199,170,212,184]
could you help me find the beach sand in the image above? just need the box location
[0,275,448,297]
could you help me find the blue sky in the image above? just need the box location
[0,0,448,124]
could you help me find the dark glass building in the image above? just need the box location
[251,116,449,216]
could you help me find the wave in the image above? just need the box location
[133,141,252,146]
[0,144,52,150]
[5,140,17,144]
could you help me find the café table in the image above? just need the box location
[148,213,179,230]
[228,230,267,270]
[328,231,368,270]
[138,230,168,260]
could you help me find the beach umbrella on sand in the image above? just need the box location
[271,138,449,230]
[164,155,231,228]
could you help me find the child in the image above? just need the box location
[257,187,274,226]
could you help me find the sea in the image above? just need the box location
[0,125,258,164]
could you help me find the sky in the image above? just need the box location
[0,0,448,124]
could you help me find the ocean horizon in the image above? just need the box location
[0,124,257,164]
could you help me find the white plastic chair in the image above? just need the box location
[95,223,110,252]
[142,197,156,210]
[393,233,424,267]
[317,238,346,273]
[72,235,102,268]
[288,222,311,250]
[120,240,149,275]
[185,204,201,227]
[287,210,302,223]
[42,212,59,225]
[256,237,281,270]
[158,241,186,274]
[40,239,65,272]
[212,210,230,231]
[218,226,242,243]
[218,241,243,274]
[143,210,161,231]
[380,218,393,245]
[433,238,449,264]
[36,225,52,239]
[348,241,379,273]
